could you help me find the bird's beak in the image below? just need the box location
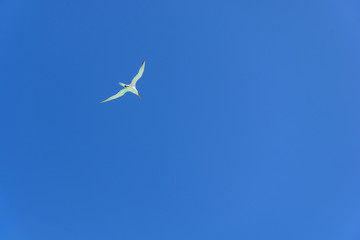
[137,94,141,99]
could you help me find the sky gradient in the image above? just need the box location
[1,0,360,239]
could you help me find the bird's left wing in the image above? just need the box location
[130,60,145,86]
[99,88,128,103]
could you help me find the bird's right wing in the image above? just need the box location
[130,60,145,86]
[99,88,128,103]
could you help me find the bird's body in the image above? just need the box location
[100,60,145,103]
[120,84,139,95]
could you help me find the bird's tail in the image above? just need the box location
[119,82,126,87]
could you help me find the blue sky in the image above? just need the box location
[1,0,360,239]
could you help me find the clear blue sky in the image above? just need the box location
[1,0,360,239]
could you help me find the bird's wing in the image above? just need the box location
[130,60,145,86]
[99,88,129,103]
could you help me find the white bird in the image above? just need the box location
[100,60,145,103]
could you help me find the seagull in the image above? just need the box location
[100,60,145,103]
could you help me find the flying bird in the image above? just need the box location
[100,60,145,103]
